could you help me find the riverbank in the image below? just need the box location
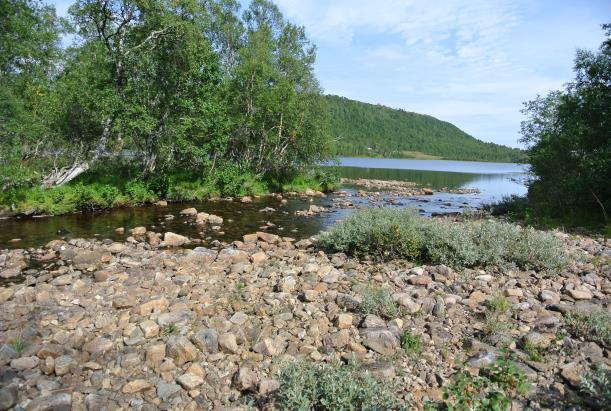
[0,169,338,218]
[0,214,609,410]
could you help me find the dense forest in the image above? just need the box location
[0,0,334,213]
[327,95,526,163]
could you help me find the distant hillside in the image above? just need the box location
[326,95,525,163]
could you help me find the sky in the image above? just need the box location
[49,0,610,148]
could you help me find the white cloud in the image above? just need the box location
[274,0,608,147]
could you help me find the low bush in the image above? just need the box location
[277,360,401,411]
[124,180,157,204]
[358,285,403,320]
[318,208,567,272]
[565,310,611,349]
[580,364,611,410]
[401,330,422,355]
[427,352,530,410]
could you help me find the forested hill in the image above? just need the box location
[326,95,525,162]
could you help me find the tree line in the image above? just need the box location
[0,0,332,192]
[326,95,526,163]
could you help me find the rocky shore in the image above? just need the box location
[340,178,480,195]
[0,221,609,410]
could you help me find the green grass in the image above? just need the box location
[277,360,400,411]
[358,285,403,320]
[0,164,338,216]
[564,309,611,349]
[487,295,509,314]
[9,337,26,354]
[163,324,178,335]
[521,341,545,362]
[319,208,568,272]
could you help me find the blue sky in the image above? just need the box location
[49,0,610,148]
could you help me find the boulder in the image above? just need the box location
[359,328,399,356]
[164,232,189,247]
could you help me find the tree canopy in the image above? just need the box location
[0,0,332,190]
[520,24,611,223]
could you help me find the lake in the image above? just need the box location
[336,157,529,200]
[0,158,529,249]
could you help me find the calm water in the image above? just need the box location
[337,157,528,200]
[0,158,529,249]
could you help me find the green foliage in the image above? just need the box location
[124,181,156,205]
[213,164,263,197]
[326,95,525,163]
[1,164,333,214]
[0,0,333,193]
[521,341,545,363]
[487,295,509,315]
[484,195,611,234]
[580,364,611,410]
[358,285,403,320]
[401,330,422,355]
[428,352,530,411]
[564,309,611,349]
[319,208,568,272]
[520,25,611,226]
[9,332,26,354]
[277,360,401,411]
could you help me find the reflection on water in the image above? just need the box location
[337,158,529,174]
[336,158,528,201]
[0,158,530,249]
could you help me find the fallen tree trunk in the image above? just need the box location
[41,162,90,187]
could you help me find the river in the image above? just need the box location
[0,158,529,249]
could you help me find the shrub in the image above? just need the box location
[319,208,568,272]
[580,364,611,410]
[428,352,530,410]
[277,360,401,411]
[358,285,403,320]
[565,310,611,349]
[487,295,509,315]
[401,330,422,355]
[125,180,156,204]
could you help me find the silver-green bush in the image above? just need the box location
[318,208,567,272]
[358,285,403,320]
[278,360,401,410]
[565,310,611,349]
[580,364,611,409]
